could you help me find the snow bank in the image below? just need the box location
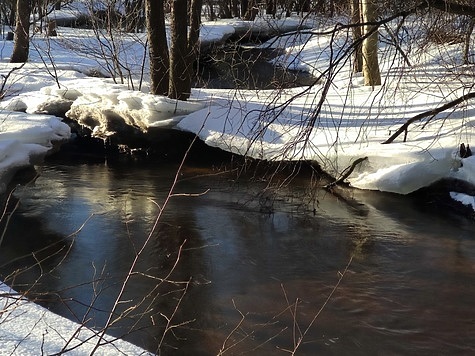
[178,83,475,195]
[0,111,70,193]
[1,77,205,138]
[53,82,205,136]
[0,283,151,355]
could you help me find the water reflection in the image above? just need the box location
[0,158,475,355]
[195,46,315,90]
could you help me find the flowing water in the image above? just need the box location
[1,155,475,355]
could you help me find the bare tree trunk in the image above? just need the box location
[463,16,475,64]
[47,19,57,37]
[241,0,249,18]
[145,0,169,95]
[243,0,258,20]
[185,0,202,95]
[231,0,239,17]
[361,0,381,86]
[266,0,276,17]
[168,0,202,100]
[168,0,189,100]
[10,0,30,63]
[188,0,202,59]
[351,0,363,73]
[207,0,215,20]
[297,0,310,15]
[4,0,16,27]
[219,0,232,18]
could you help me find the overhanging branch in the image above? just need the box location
[382,92,475,144]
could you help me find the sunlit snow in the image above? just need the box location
[0,283,152,355]
[450,191,475,210]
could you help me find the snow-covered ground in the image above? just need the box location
[0,283,151,355]
[1,2,475,353]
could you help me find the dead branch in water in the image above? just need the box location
[324,156,368,189]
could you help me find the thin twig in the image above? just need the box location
[290,256,353,355]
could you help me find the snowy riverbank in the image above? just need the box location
[2,12,474,200]
[0,282,152,355]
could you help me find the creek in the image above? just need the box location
[1,153,475,355]
[0,32,474,354]
[194,44,315,90]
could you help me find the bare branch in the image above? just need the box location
[383,92,475,144]
[0,63,26,100]
[324,157,368,188]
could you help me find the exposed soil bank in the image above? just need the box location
[410,178,475,219]
[57,126,238,165]
[53,119,327,184]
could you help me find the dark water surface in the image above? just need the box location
[195,45,315,90]
[1,157,475,355]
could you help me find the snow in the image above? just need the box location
[0,111,70,192]
[1,5,475,353]
[450,191,475,210]
[0,283,151,355]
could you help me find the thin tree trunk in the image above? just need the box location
[231,0,239,17]
[8,5,16,26]
[182,0,202,98]
[241,0,249,18]
[145,0,169,95]
[188,0,202,60]
[463,16,475,64]
[361,0,381,86]
[266,0,276,16]
[351,0,363,73]
[207,0,215,20]
[10,0,30,63]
